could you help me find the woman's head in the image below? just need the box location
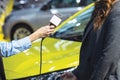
[92,0,116,30]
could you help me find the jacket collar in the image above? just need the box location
[82,19,93,41]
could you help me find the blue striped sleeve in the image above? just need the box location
[0,36,31,57]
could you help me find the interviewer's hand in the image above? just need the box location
[61,72,78,80]
[29,25,55,42]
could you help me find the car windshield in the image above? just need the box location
[51,5,94,42]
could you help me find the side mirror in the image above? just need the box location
[41,4,51,11]
[41,0,52,11]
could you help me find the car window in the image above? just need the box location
[51,5,94,42]
[50,0,96,8]
[86,0,95,5]
[50,0,84,8]
[13,0,45,10]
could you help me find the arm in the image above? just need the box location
[0,25,55,57]
[0,37,31,57]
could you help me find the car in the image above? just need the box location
[13,0,45,10]
[0,0,6,17]
[2,0,95,40]
[2,3,95,80]
[0,0,12,15]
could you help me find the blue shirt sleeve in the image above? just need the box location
[0,36,31,57]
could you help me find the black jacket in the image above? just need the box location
[73,1,120,80]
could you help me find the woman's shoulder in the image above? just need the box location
[108,1,120,20]
[111,1,120,13]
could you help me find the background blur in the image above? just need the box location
[0,0,94,41]
[0,0,13,41]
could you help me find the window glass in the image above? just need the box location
[13,0,45,10]
[51,6,94,42]
[86,0,96,5]
[50,0,83,8]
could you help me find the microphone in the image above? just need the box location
[42,14,62,40]
[49,14,62,27]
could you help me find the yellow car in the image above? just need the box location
[2,3,94,80]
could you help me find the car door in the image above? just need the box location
[40,2,94,75]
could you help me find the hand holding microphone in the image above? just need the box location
[29,14,62,42]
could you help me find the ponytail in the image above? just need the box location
[92,0,116,30]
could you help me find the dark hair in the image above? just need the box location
[92,0,116,30]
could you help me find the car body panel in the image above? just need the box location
[3,3,94,79]
[3,38,81,79]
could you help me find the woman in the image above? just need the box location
[0,25,55,57]
[61,0,120,80]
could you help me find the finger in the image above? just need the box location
[50,25,56,29]
[48,29,55,33]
